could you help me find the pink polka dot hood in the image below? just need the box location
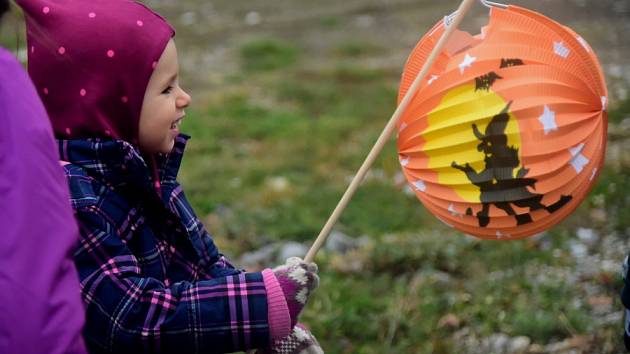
[16,0,175,144]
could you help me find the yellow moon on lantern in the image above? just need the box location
[421,84,523,203]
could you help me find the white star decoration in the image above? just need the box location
[448,203,461,217]
[496,231,510,239]
[601,96,608,111]
[400,156,409,167]
[538,105,558,134]
[427,75,439,85]
[553,41,570,58]
[569,143,589,173]
[459,53,476,74]
[413,180,426,192]
[576,36,591,52]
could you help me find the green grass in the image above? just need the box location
[239,38,299,72]
[589,165,630,232]
[587,98,630,233]
[0,10,25,58]
[608,97,630,124]
[302,231,590,353]
[334,41,384,58]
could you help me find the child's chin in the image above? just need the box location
[154,139,175,154]
[161,140,175,153]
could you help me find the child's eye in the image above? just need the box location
[162,86,173,94]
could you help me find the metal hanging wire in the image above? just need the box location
[444,0,508,27]
[480,0,508,9]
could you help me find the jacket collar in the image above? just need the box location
[57,134,190,195]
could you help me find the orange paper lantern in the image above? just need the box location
[397,5,607,240]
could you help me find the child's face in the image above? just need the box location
[139,39,191,154]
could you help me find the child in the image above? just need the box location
[0,2,86,353]
[16,1,322,353]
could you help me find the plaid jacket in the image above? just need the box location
[58,135,271,353]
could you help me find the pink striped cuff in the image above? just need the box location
[262,268,291,342]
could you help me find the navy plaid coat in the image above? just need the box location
[58,135,271,353]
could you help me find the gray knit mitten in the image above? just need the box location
[258,324,324,354]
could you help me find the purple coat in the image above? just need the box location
[0,48,86,354]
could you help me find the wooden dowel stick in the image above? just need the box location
[304,0,477,263]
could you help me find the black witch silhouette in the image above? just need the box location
[451,101,572,227]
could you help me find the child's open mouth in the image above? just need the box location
[170,117,184,130]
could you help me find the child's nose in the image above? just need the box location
[177,89,192,109]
